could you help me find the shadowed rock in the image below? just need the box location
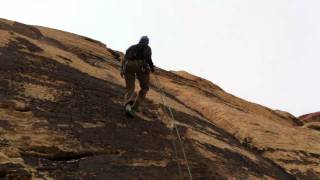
[0,18,319,179]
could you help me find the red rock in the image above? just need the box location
[0,17,319,179]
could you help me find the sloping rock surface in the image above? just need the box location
[299,112,320,134]
[0,18,319,179]
[299,112,320,123]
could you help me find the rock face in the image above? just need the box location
[299,112,320,123]
[0,18,319,179]
[299,112,320,133]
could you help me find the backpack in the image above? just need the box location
[125,44,146,60]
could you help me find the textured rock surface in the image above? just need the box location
[299,112,320,123]
[299,112,320,135]
[0,18,319,179]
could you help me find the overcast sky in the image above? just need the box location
[1,0,319,116]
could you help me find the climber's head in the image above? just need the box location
[139,36,149,45]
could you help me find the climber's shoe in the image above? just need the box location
[125,104,135,118]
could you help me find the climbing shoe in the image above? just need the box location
[125,104,135,118]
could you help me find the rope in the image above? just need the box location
[153,74,193,180]
[156,80,183,180]
[168,123,183,180]
[105,58,193,179]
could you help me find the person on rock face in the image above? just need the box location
[120,36,155,117]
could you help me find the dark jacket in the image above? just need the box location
[124,43,154,71]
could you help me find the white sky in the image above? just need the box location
[1,0,319,116]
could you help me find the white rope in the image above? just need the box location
[153,74,193,180]
[168,120,183,180]
[105,59,192,179]
[156,80,183,180]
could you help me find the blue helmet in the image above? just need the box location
[139,36,149,45]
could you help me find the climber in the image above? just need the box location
[120,36,155,117]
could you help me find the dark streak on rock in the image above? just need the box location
[0,20,318,179]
